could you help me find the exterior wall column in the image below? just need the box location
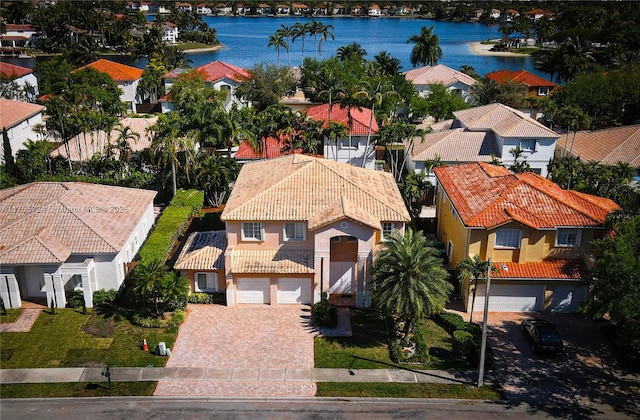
[43,273,55,307]
[224,248,235,306]
[355,253,371,308]
[1,274,22,309]
[52,273,66,308]
[82,272,93,308]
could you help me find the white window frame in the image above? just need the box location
[556,228,581,248]
[339,136,358,150]
[195,272,218,292]
[283,222,306,241]
[538,87,549,96]
[241,222,264,241]
[519,139,538,152]
[495,229,522,249]
[382,222,397,241]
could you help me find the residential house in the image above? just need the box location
[306,103,379,169]
[176,2,192,12]
[404,64,477,104]
[486,69,559,101]
[1,24,38,50]
[555,124,640,181]
[161,61,251,112]
[215,3,232,15]
[77,59,144,112]
[332,4,346,15]
[405,103,560,181]
[368,4,381,16]
[174,231,227,294]
[525,8,553,21]
[276,4,291,15]
[280,88,320,113]
[0,62,39,100]
[0,182,156,309]
[219,154,410,306]
[236,3,251,15]
[160,22,179,43]
[0,98,44,163]
[434,162,619,313]
[256,3,271,15]
[292,3,310,15]
[196,3,213,14]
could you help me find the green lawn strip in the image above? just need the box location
[0,382,156,398]
[315,309,475,371]
[316,382,504,400]
[0,309,178,369]
[0,309,23,323]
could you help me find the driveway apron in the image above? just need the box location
[154,304,317,397]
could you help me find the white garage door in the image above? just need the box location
[551,285,587,312]
[236,278,270,304]
[277,278,312,304]
[473,284,544,312]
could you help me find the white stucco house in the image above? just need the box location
[77,59,144,112]
[0,62,39,100]
[0,98,44,163]
[0,183,157,309]
[404,64,477,104]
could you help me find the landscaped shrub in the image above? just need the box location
[132,309,186,328]
[389,318,429,364]
[93,289,118,307]
[433,311,495,368]
[452,330,475,360]
[312,293,337,328]
[188,292,226,305]
[66,290,84,309]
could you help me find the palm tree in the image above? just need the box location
[373,51,401,76]
[113,123,140,167]
[162,271,190,310]
[407,26,443,67]
[275,24,293,67]
[291,22,312,66]
[196,153,239,207]
[133,259,168,317]
[372,228,452,338]
[456,256,498,323]
[336,42,367,62]
[323,121,348,161]
[267,32,288,67]
[357,80,399,167]
[317,22,334,59]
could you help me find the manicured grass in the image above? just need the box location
[315,309,475,371]
[0,382,157,398]
[0,309,23,324]
[316,382,504,400]
[0,308,178,369]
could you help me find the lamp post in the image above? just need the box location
[477,258,491,387]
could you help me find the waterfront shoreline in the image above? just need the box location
[469,41,530,57]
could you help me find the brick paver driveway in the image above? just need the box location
[154,304,317,397]
[486,312,640,418]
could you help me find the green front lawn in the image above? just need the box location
[316,383,503,399]
[0,309,23,324]
[315,309,474,371]
[0,308,178,369]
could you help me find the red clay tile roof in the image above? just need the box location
[306,103,378,136]
[486,69,557,88]
[235,135,296,160]
[164,61,251,83]
[0,62,32,79]
[77,59,143,82]
[558,125,640,167]
[0,98,44,129]
[434,162,620,229]
[493,259,587,280]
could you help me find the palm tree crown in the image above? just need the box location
[407,25,443,67]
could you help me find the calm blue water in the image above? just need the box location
[4,17,544,78]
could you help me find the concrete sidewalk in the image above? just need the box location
[0,367,479,385]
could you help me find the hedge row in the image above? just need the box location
[187,292,226,305]
[434,311,494,367]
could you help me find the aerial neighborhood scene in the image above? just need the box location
[1,0,639,417]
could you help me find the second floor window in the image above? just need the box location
[556,228,581,247]
[495,229,521,248]
[520,139,538,152]
[382,222,397,240]
[242,222,264,241]
[196,272,218,292]
[284,222,305,241]
[340,137,358,149]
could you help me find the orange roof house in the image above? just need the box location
[0,98,44,163]
[434,162,619,313]
[77,59,145,112]
[486,69,559,98]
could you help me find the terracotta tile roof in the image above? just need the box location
[0,182,156,264]
[235,135,298,160]
[164,61,251,83]
[493,259,587,280]
[77,59,143,82]
[174,230,226,271]
[232,249,314,274]
[453,103,559,138]
[558,125,640,167]
[404,64,477,88]
[434,162,619,229]
[306,103,378,136]
[221,154,409,228]
[0,98,43,129]
[0,62,32,79]
[50,116,157,162]
[405,128,499,162]
[486,69,557,89]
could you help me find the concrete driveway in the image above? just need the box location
[486,312,640,418]
[154,304,317,397]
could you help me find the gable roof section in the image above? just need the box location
[0,98,43,130]
[559,125,640,167]
[232,249,314,274]
[221,154,409,227]
[165,61,250,83]
[0,182,156,264]
[404,64,477,88]
[486,69,557,88]
[78,59,144,82]
[405,128,498,162]
[453,103,559,138]
[174,230,227,271]
[0,62,32,80]
[434,162,619,229]
[493,259,587,280]
[306,103,378,135]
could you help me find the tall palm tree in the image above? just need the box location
[317,22,334,59]
[275,24,293,67]
[357,80,399,167]
[456,256,498,323]
[336,42,367,62]
[407,26,443,67]
[267,32,288,67]
[372,228,452,337]
[291,22,312,66]
[373,51,402,76]
[113,123,140,165]
[196,153,239,207]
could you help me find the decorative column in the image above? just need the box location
[224,248,235,306]
[82,272,93,308]
[52,273,66,308]
[43,273,55,308]
[0,274,22,308]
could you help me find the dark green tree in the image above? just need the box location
[235,63,296,112]
[407,26,443,67]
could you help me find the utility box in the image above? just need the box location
[156,342,167,356]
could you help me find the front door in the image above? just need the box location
[329,236,357,295]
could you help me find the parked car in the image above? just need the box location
[520,318,564,356]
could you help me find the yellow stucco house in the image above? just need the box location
[434,162,620,313]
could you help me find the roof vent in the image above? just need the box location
[501,263,508,271]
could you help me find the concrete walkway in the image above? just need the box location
[0,309,42,333]
[0,367,478,385]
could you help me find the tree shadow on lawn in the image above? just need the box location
[489,317,640,419]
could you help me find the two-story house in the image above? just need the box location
[0,62,39,100]
[0,98,44,164]
[434,162,619,313]
[404,64,477,104]
[486,69,559,100]
[187,154,410,307]
[78,59,144,112]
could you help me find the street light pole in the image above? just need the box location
[477,258,491,387]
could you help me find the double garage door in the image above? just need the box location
[472,284,587,312]
[236,278,311,305]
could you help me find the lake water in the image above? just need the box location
[4,16,544,78]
